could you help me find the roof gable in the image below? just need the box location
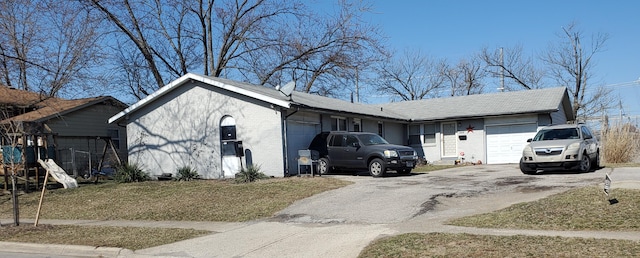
[108,73,292,123]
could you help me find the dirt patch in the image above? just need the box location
[268,213,346,224]
[494,176,539,186]
[516,185,557,193]
[414,192,457,217]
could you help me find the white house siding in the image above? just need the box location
[125,82,284,179]
[285,112,321,175]
[455,119,485,163]
[485,115,539,164]
[415,122,440,163]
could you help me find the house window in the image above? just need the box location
[352,118,361,132]
[220,116,238,156]
[331,116,347,131]
[424,123,436,146]
[408,124,421,145]
[107,129,120,149]
[377,122,384,137]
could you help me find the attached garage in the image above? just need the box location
[284,112,321,175]
[485,123,538,164]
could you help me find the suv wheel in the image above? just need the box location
[318,158,331,175]
[369,158,386,177]
[578,153,591,173]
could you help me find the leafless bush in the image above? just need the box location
[601,124,639,163]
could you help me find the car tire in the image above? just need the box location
[519,158,536,175]
[398,169,412,174]
[369,158,386,177]
[318,158,331,175]
[578,153,591,173]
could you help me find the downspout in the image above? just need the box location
[281,107,299,176]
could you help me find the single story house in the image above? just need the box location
[108,73,573,179]
[1,85,128,177]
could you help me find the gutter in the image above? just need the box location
[281,107,300,176]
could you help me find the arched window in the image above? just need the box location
[220,116,237,155]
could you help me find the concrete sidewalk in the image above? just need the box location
[1,166,639,258]
[3,217,640,258]
[0,219,394,258]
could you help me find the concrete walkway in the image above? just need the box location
[1,166,639,258]
[3,217,640,258]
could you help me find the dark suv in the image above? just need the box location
[308,131,418,177]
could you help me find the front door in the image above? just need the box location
[441,122,457,157]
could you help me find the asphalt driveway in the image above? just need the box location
[272,164,605,225]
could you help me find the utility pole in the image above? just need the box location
[619,100,624,124]
[355,66,360,103]
[499,47,505,92]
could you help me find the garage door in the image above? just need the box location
[286,121,319,175]
[486,123,537,164]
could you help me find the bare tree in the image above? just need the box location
[86,0,385,100]
[241,0,386,95]
[88,0,166,90]
[439,61,461,97]
[0,0,103,98]
[373,49,446,101]
[480,45,544,91]
[0,0,40,91]
[542,22,611,121]
[441,56,486,96]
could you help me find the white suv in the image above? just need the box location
[520,124,600,174]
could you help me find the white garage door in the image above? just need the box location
[486,123,537,164]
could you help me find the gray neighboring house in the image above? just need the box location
[0,85,128,177]
[108,73,573,179]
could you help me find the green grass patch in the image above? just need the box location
[449,186,640,231]
[359,232,640,258]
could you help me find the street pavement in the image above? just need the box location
[1,165,639,258]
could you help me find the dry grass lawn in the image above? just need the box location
[0,177,351,250]
[359,185,640,257]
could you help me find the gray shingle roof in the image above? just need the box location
[109,73,573,124]
[187,75,408,120]
[380,87,572,121]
